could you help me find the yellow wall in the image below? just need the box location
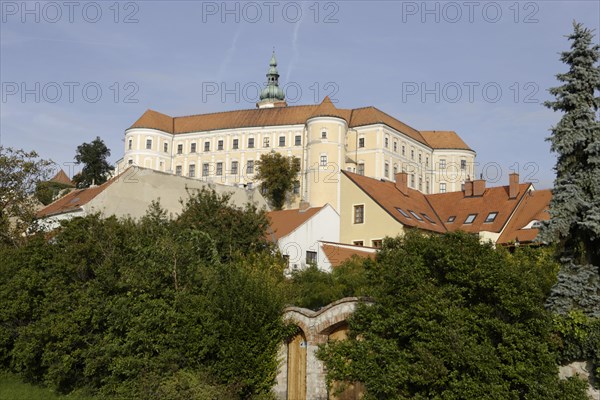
[340,173,405,246]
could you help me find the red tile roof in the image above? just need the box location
[267,206,325,241]
[128,98,471,151]
[342,171,446,233]
[420,130,473,151]
[321,241,376,268]
[427,183,532,233]
[497,189,552,244]
[36,176,117,218]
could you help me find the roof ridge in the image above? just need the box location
[172,103,319,121]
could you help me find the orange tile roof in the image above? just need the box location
[36,176,117,218]
[321,242,376,268]
[49,169,74,186]
[348,106,426,145]
[342,171,446,233]
[267,206,325,241]
[497,189,552,244]
[420,130,473,151]
[426,183,532,233]
[127,98,472,151]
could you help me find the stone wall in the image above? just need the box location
[559,361,599,400]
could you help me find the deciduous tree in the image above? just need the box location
[73,137,114,188]
[255,151,301,210]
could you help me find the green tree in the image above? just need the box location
[539,22,600,317]
[255,151,300,210]
[317,232,589,399]
[73,137,114,188]
[0,146,53,246]
[540,22,600,266]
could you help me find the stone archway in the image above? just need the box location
[273,297,370,400]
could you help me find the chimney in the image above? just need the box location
[395,172,408,195]
[473,179,486,196]
[464,180,473,197]
[509,173,519,199]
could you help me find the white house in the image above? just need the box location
[267,204,340,272]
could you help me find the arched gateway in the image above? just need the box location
[273,297,370,400]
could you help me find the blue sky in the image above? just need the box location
[1,0,599,188]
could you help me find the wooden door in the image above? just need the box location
[287,332,307,400]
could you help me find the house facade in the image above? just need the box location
[119,53,476,212]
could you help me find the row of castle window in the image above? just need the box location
[358,136,431,166]
[174,160,255,177]
[130,135,304,153]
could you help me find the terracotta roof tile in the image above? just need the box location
[426,183,532,233]
[420,130,473,151]
[349,107,426,144]
[128,101,458,150]
[267,206,325,241]
[321,242,376,268]
[497,189,552,244]
[342,171,446,233]
[36,176,118,218]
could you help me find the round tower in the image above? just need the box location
[304,96,348,210]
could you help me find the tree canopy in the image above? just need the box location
[73,137,114,188]
[0,146,53,246]
[317,232,589,399]
[255,151,301,210]
[540,22,600,267]
[539,22,600,318]
[0,189,293,399]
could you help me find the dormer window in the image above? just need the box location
[447,216,456,223]
[396,207,410,218]
[408,210,423,221]
[464,214,477,224]
[484,212,498,223]
[422,213,436,224]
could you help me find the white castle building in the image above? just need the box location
[119,53,476,211]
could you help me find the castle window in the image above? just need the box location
[293,181,300,194]
[461,159,467,170]
[372,239,383,248]
[128,159,133,165]
[402,145,406,156]
[248,138,254,148]
[358,163,365,176]
[418,153,422,163]
[321,131,327,139]
[295,135,301,146]
[177,144,183,154]
[393,141,397,152]
[384,162,389,178]
[426,180,430,193]
[411,149,414,160]
[320,155,327,167]
[231,161,238,175]
[204,142,210,152]
[393,164,398,175]
[233,139,239,149]
[246,160,254,174]
[163,143,168,153]
[440,182,447,193]
[190,143,197,153]
[128,139,132,150]
[175,165,182,175]
[279,136,285,147]
[384,136,389,148]
[359,137,365,148]
[440,159,447,169]
[218,140,224,151]
[419,177,423,191]
[216,162,223,176]
[202,163,209,177]
[354,205,364,224]
[189,164,195,178]
[410,174,415,187]
[263,137,270,147]
[146,139,152,150]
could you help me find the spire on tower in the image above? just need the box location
[257,51,287,108]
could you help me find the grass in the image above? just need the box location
[0,372,97,400]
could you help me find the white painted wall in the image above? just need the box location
[278,204,340,273]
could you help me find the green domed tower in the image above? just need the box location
[257,52,287,108]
